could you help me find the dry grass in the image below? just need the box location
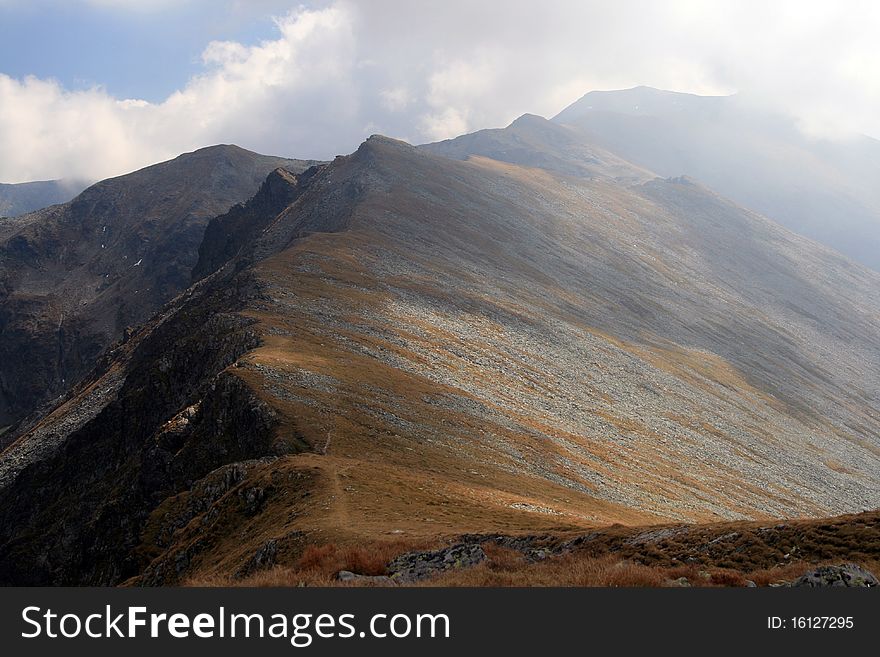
[297,543,390,576]
[423,553,711,587]
[184,538,432,587]
[418,553,878,588]
[186,546,878,588]
[181,510,880,588]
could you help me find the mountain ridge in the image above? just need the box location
[0,144,320,428]
[419,112,653,181]
[552,86,880,270]
[0,178,89,218]
[1,123,879,584]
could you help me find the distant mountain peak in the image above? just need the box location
[550,86,880,270]
[0,179,89,217]
[362,133,415,150]
[0,147,319,427]
[169,143,283,165]
[419,111,653,181]
[555,86,728,123]
[349,134,420,166]
[508,113,549,128]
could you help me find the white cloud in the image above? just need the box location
[1,0,879,182]
[379,87,411,112]
[419,107,469,142]
[0,5,358,182]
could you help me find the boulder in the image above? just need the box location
[336,570,395,585]
[792,564,878,588]
[387,543,487,582]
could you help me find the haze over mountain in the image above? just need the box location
[419,112,653,182]
[553,86,880,270]
[0,179,88,218]
[0,145,318,429]
[1,117,879,584]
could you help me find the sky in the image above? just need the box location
[0,0,878,183]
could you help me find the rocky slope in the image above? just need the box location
[553,86,880,271]
[1,127,879,585]
[0,145,317,429]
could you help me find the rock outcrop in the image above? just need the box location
[792,564,879,587]
[387,544,488,582]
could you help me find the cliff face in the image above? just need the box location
[0,264,283,584]
[0,145,318,428]
[192,165,324,282]
[1,130,879,585]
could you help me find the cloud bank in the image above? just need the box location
[1,0,878,182]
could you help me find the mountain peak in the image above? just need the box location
[190,143,247,154]
[555,86,728,123]
[508,113,549,129]
[362,133,414,150]
[0,147,316,427]
[173,143,265,164]
[0,179,87,217]
[350,134,419,164]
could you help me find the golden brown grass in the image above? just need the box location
[185,538,433,587]
[179,508,880,588]
[424,553,739,587]
[297,543,390,576]
[420,552,878,588]
[185,543,879,588]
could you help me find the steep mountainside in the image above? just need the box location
[0,129,879,585]
[553,86,880,270]
[0,179,88,218]
[0,145,317,428]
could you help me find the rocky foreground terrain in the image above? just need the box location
[216,508,879,587]
[0,116,878,585]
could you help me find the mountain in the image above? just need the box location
[420,112,652,181]
[0,179,88,217]
[553,86,880,271]
[0,145,318,429]
[1,124,879,585]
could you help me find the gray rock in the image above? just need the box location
[792,564,878,588]
[387,543,487,582]
[236,539,278,578]
[336,570,395,585]
[626,526,688,546]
